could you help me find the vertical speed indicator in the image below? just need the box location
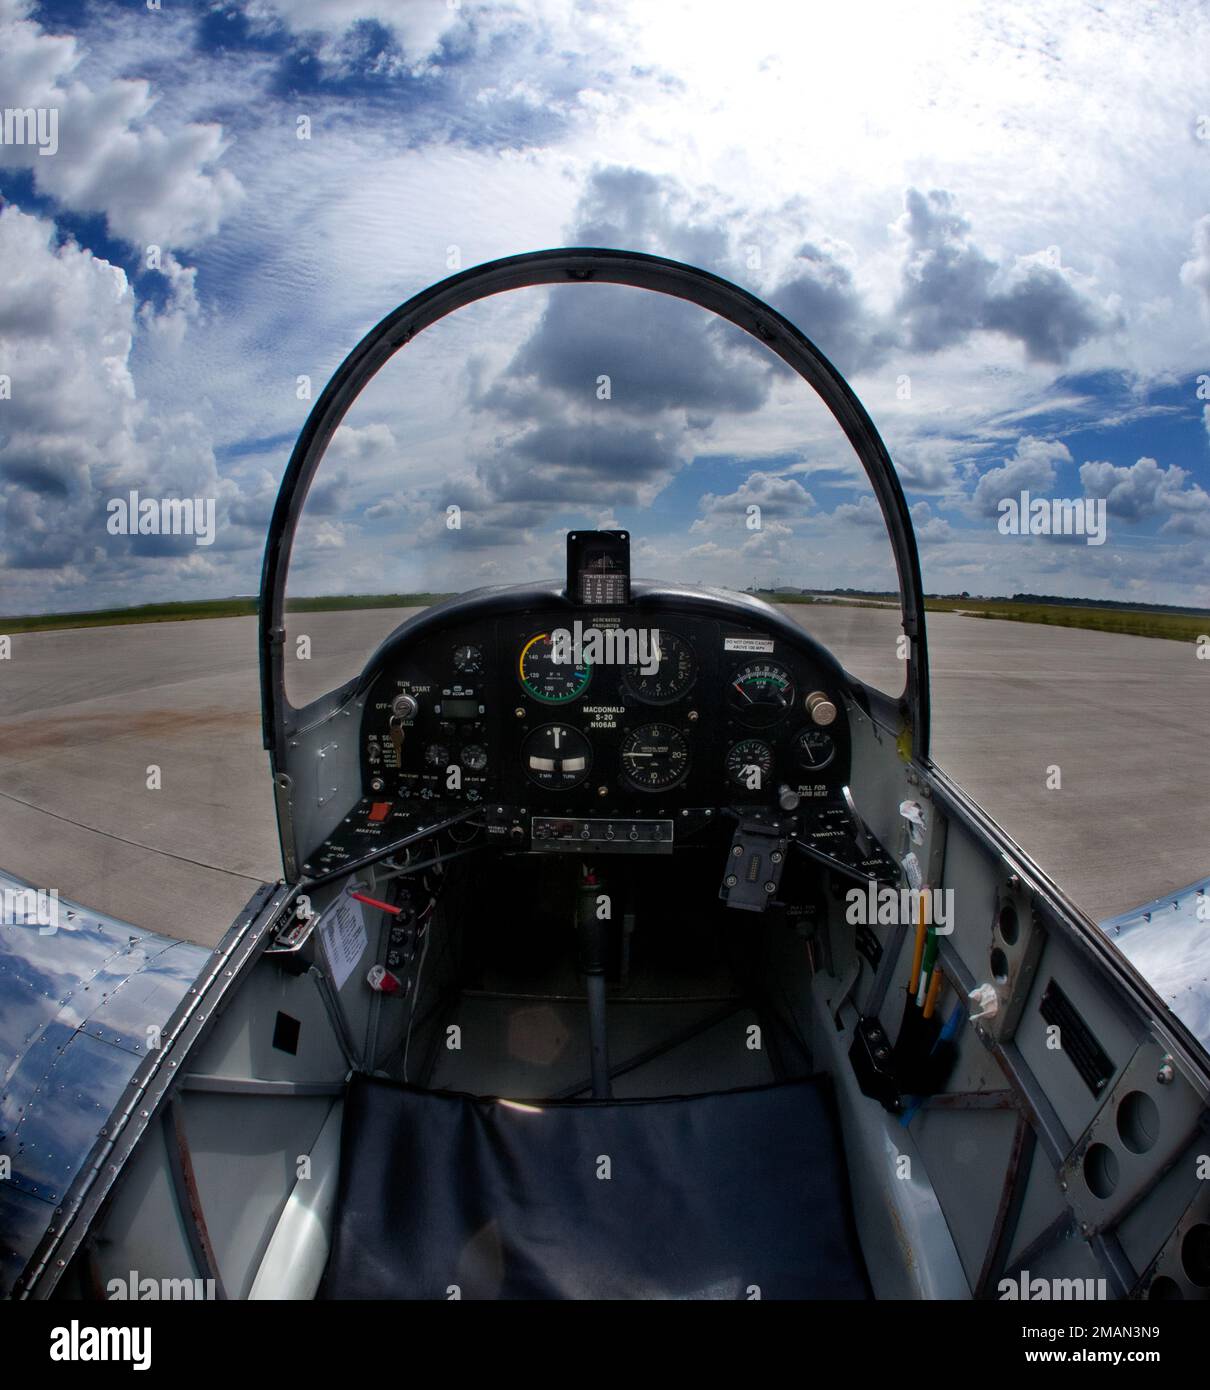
[620,723,690,792]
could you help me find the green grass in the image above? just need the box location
[765,590,1208,641]
[3,591,1207,643]
[0,594,453,635]
[921,598,1209,643]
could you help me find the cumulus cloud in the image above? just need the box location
[504,283,772,419]
[244,0,464,72]
[477,167,777,426]
[1180,215,1210,318]
[895,189,1116,363]
[0,206,250,607]
[693,472,815,530]
[572,166,732,271]
[136,252,199,349]
[1,4,1208,612]
[970,436,1073,517]
[1079,456,1210,534]
[0,0,243,249]
[770,240,893,376]
[910,499,953,543]
[891,439,962,493]
[478,419,684,507]
[896,189,997,353]
[0,207,137,554]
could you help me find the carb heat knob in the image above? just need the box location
[805,691,836,726]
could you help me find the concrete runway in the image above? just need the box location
[0,606,1205,946]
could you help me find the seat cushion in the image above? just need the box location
[321,1073,871,1300]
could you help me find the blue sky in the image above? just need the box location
[1,0,1209,614]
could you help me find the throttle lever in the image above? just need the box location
[841,785,872,856]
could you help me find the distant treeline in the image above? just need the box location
[0,594,454,634]
[1003,593,1210,617]
[4,588,1207,639]
[767,586,1210,618]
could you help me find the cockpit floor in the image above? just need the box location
[423,992,775,1099]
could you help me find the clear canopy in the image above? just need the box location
[282,281,909,709]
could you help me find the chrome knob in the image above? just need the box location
[778,784,800,811]
[806,691,836,726]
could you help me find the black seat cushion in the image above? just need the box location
[321,1074,871,1300]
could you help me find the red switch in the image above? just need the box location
[368,801,392,822]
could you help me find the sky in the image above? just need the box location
[1,0,1209,617]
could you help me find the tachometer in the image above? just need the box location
[620,723,690,792]
[727,660,796,725]
[623,630,697,704]
[726,739,773,792]
[518,632,592,704]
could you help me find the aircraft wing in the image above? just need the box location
[0,869,211,1297]
[1099,876,1210,1054]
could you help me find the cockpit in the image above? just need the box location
[14,251,1205,1305]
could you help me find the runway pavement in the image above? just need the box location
[0,605,1205,946]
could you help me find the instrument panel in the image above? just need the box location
[361,604,850,823]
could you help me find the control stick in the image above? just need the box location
[576,869,612,1099]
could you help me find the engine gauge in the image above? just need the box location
[521,723,592,790]
[727,660,796,725]
[460,743,488,772]
[453,643,483,674]
[623,630,697,704]
[795,728,835,771]
[424,743,450,768]
[518,632,592,704]
[726,739,773,792]
[620,723,690,792]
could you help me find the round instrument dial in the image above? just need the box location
[460,743,488,772]
[453,643,483,674]
[518,632,592,704]
[620,722,690,792]
[726,739,773,792]
[424,743,450,768]
[795,728,835,771]
[521,723,592,790]
[727,660,796,725]
[623,630,697,704]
